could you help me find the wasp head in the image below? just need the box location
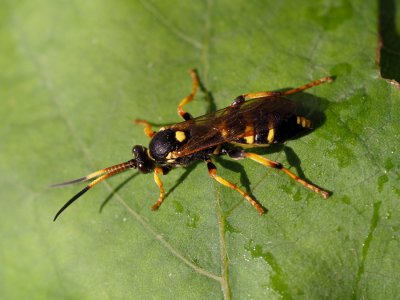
[132,145,155,173]
[51,145,155,221]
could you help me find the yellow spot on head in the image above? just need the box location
[175,131,186,142]
[267,128,275,143]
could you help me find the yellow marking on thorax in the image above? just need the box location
[166,152,178,160]
[267,128,275,143]
[175,131,186,142]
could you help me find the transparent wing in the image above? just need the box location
[168,96,296,157]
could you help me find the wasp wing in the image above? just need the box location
[168,96,297,157]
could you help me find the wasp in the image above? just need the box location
[52,70,333,221]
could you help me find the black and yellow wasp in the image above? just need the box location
[52,70,332,221]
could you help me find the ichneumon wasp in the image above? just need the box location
[52,69,332,221]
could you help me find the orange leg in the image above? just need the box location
[177,69,199,120]
[151,167,166,210]
[206,159,265,215]
[135,69,200,134]
[134,119,156,138]
[238,76,333,101]
[241,152,330,199]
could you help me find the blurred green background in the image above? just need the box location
[1,0,399,299]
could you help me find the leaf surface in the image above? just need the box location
[1,0,399,299]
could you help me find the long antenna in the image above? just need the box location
[52,160,136,221]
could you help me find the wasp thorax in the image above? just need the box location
[132,145,154,173]
[149,129,187,162]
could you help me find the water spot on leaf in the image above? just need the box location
[329,90,368,128]
[384,158,394,171]
[292,190,302,202]
[341,195,351,205]
[245,240,291,299]
[330,63,352,76]
[192,258,200,266]
[173,200,184,213]
[186,211,199,228]
[307,0,353,30]
[172,201,199,228]
[377,174,388,192]
[355,201,381,293]
[225,219,241,234]
[281,184,301,202]
[326,144,356,168]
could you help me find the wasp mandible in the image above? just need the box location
[52,70,332,221]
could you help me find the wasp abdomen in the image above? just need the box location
[272,115,312,143]
[233,114,312,146]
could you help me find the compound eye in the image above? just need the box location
[132,146,141,159]
[132,145,154,173]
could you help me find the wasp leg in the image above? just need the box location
[229,150,330,199]
[231,91,281,107]
[151,167,172,210]
[237,76,334,101]
[278,76,334,96]
[205,159,265,215]
[177,69,199,120]
[134,119,156,138]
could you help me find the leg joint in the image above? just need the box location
[228,148,245,160]
[207,161,217,176]
[181,112,192,120]
[231,95,245,106]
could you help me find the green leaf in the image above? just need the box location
[1,0,399,299]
